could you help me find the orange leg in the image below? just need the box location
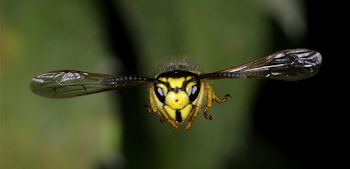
[144,105,152,112]
[204,85,231,121]
[185,107,201,130]
[168,119,179,129]
[144,105,167,123]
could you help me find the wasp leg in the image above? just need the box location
[144,105,167,124]
[144,105,152,112]
[159,116,166,123]
[204,85,231,121]
[185,107,201,130]
[185,122,193,130]
[168,119,179,129]
[203,107,212,121]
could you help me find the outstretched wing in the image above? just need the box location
[200,49,322,81]
[30,70,154,98]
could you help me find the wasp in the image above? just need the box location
[30,49,322,130]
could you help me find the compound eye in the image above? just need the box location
[186,81,200,102]
[155,83,167,103]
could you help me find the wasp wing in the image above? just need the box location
[30,70,154,98]
[202,49,322,81]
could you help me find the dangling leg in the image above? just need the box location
[185,107,200,130]
[167,119,179,129]
[144,105,166,123]
[204,85,231,121]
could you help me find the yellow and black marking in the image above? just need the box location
[145,70,231,130]
[30,49,322,130]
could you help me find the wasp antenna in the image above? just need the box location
[199,72,246,80]
[100,76,154,84]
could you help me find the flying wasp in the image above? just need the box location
[30,49,322,130]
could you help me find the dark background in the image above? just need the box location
[253,2,342,169]
[104,1,340,169]
[99,1,340,169]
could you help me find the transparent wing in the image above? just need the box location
[30,70,154,98]
[205,49,322,81]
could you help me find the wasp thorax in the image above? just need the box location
[154,70,201,122]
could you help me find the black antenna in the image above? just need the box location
[100,76,154,84]
[199,72,246,80]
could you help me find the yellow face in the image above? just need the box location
[154,71,201,123]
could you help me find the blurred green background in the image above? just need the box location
[1,0,323,169]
